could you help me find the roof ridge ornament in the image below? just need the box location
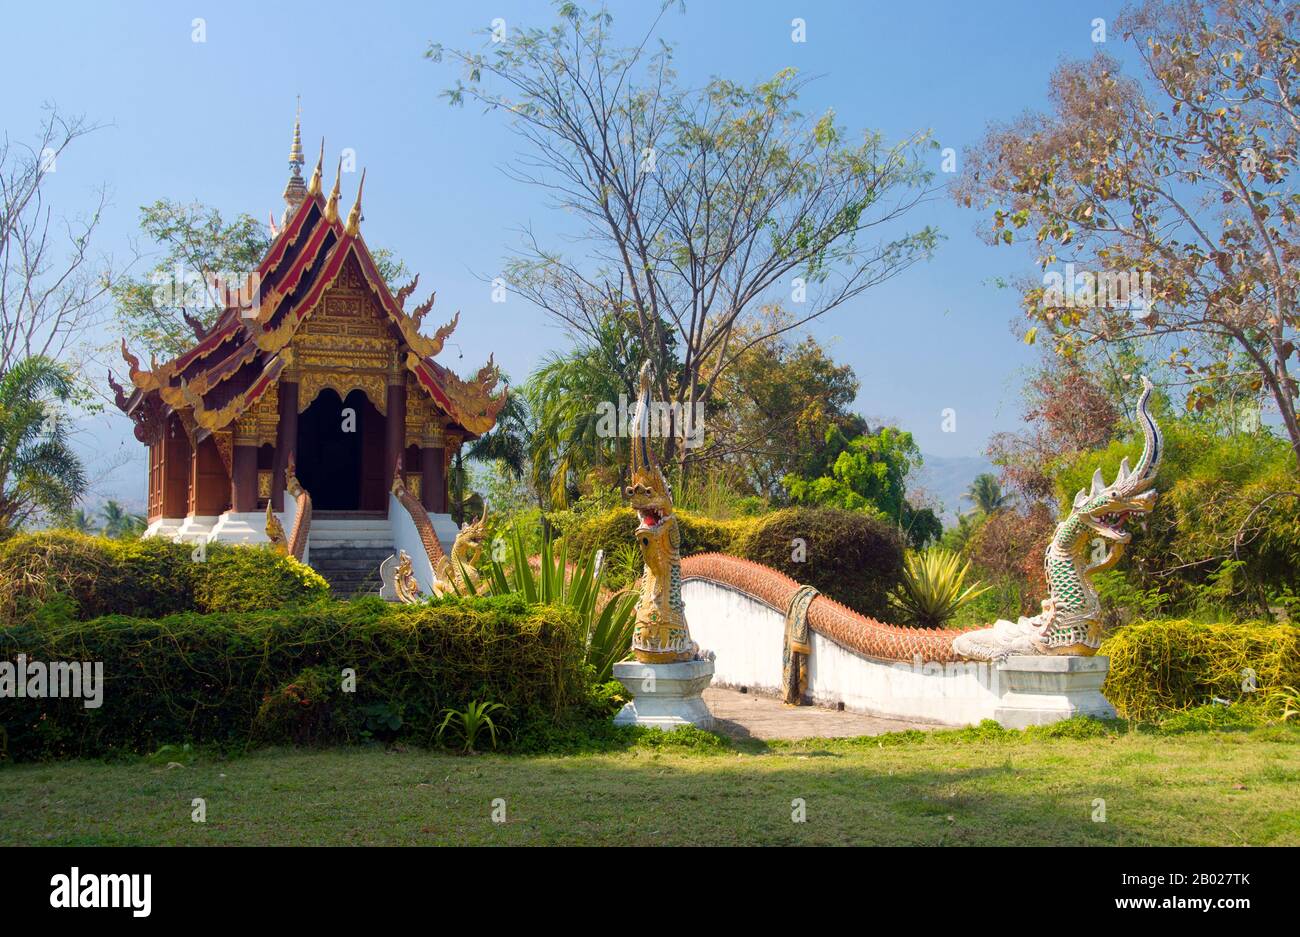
[345,168,366,237]
[307,138,325,198]
[324,157,342,224]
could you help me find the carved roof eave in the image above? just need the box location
[183,354,287,441]
[405,353,508,440]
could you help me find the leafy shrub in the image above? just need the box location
[549,507,740,588]
[732,507,906,619]
[1100,618,1300,721]
[252,665,349,746]
[0,531,328,624]
[471,522,637,683]
[192,544,329,613]
[0,594,586,760]
[548,505,907,619]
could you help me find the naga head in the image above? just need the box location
[1070,376,1163,544]
[455,502,488,561]
[623,360,674,538]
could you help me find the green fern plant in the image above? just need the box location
[436,700,506,752]
[462,522,637,682]
[888,547,991,629]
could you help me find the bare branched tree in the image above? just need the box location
[432,2,938,469]
[0,107,117,378]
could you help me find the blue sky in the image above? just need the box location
[3,0,1138,508]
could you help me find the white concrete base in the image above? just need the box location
[613,659,716,731]
[994,655,1117,728]
[173,515,218,544]
[682,579,1118,728]
[142,517,184,541]
[208,511,274,545]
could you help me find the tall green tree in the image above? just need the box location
[0,356,87,536]
[708,311,868,499]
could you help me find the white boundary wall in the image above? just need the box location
[683,579,1002,726]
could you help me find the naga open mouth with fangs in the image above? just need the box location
[952,376,1163,661]
[623,361,697,664]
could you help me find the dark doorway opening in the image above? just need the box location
[297,388,385,511]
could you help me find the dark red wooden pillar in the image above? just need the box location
[385,376,406,490]
[272,378,299,510]
[421,425,446,513]
[232,442,259,512]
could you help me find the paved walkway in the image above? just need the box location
[703,687,938,741]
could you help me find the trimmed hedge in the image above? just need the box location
[549,505,906,618]
[553,507,737,569]
[0,595,587,760]
[731,508,905,620]
[0,532,329,624]
[1100,618,1300,721]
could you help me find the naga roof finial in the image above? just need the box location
[324,157,342,224]
[306,137,325,198]
[345,168,366,237]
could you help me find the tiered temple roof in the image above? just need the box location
[111,135,507,449]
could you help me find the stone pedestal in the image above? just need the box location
[613,659,715,731]
[208,511,274,545]
[173,515,218,544]
[994,655,1116,728]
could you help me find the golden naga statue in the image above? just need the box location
[624,361,697,663]
[265,502,288,555]
[431,503,488,598]
[393,550,424,604]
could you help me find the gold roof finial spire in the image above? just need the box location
[324,157,342,224]
[345,168,366,237]
[288,97,304,171]
[281,98,307,221]
[307,138,325,198]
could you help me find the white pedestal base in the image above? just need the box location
[208,511,273,545]
[174,515,218,544]
[142,517,184,541]
[613,659,715,731]
[994,655,1117,728]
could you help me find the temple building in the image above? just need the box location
[111,114,507,591]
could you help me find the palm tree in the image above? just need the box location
[524,319,644,508]
[465,383,531,480]
[63,507,98,533]
[0,356,87,537]
[964,473,1010,516]
[99,500,145,538]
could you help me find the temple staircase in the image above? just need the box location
[308,513,394,597]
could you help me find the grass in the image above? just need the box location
[1,720,1297,846]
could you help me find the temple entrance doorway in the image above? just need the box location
[296,388,387,511]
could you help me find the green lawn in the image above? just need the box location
[2,725,1297,846]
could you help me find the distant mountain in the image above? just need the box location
[912,453,996,525]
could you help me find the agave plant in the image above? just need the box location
[455,522,637,682]
[436,700,506,753]
[888,547,991,629]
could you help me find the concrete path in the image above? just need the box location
[703,687,938,741]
